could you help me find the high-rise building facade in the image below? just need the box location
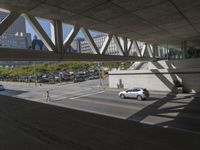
[0,11,32,49]
[70,35,122,55]
[0,11,44,66]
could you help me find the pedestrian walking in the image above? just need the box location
[46,90,50,102]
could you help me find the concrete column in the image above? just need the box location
[123,37,128,56]
[54,20,63,55]
[152,44,158,58]
[181,41,187,59]
[160,47,163,58]
[165,46,168,58]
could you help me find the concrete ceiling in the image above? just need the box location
[0,0,200,44]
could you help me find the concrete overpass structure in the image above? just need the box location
[0,1,200,149]
[0,0,200,61]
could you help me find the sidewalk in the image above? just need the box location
[102,87,200,97]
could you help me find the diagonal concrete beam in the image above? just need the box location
[26,15,56,52]
[101,34,113,55]
[147,44,153,58]
[141,43,147,57]
[81,27,100,55]
[113,35,125,56]
[0,11,20,36]
[127,40,133,55]
[63,26,80,52]
[141,43,153,58]
[134,41,142,57]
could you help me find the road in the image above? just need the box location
[1,79,200,133]
[0,94,199,150]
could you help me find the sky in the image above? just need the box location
[1,8,100,41]
[25,18,104,40]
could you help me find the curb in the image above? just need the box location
[103,88,200,97]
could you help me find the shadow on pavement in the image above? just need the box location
[157,93,200,132]
[0,94,200,150]
[0,89,28,96]
[127,92,200,133]
[123,97,158,101]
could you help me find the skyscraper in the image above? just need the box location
[0,11,32,66]
[0,11,31,49]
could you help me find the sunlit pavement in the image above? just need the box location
[1,80,200,133]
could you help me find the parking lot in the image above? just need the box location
[0,79,200,133]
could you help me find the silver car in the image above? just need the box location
[0,84,5,91]
[118,88,149,100]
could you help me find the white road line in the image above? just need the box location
[12,89,98,101]
[69,91,105,100]
[72,98,142,110]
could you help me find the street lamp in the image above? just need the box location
[34,62,37,87]
[97,62,102,86]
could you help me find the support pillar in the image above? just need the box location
[53,20,63,58]
[152,44,158,58]
[123,37,128,56]
[181,41,187,59]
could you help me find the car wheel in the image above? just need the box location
[120,94,125,99]
[137,95,143,101]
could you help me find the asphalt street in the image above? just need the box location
[1,79,200,133]
[0,94,199,150]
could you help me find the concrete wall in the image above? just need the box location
[109,59,200,93]
[109,71,173,92]
[149,58,200,69]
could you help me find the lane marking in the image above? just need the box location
[67,97,142,110]
[69,91,105,100]
[12,89,98,102]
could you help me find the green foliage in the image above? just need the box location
[0,61,132,77]
[102,61,132,69]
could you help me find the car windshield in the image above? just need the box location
[126,89,132,92]
[143,89,148,92]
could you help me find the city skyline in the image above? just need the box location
[25,18,103,41]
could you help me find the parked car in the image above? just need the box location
[88,75,99,80]
[73,76,85,83]
[0,84,5,91]
[18,76,29,82]
[118,88,149,100]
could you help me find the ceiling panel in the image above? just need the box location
[28,4,74,20]
[112,0,165,12]
[0,0,200,43]
[0,0,44,12]
[134,2,184,25]
[64,15,99,28]
[45,0,107,13]
[83,2,128,21]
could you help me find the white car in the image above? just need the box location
[118,88,149,100]
[0,84,5,91]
